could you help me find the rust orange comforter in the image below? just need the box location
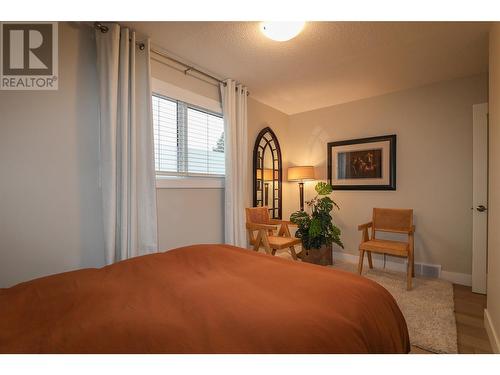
[0,244,409,353]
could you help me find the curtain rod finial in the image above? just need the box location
[94,22,109,33]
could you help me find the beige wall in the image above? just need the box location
[157,188,224,250]
[0,23,105,287]
[487,23,500,352]
[281,74,488,275]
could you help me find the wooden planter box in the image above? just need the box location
[298,244,333,266]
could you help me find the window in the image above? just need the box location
[152,94,225,178]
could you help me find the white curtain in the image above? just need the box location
[96,24,158,264]
[220,80,248,247]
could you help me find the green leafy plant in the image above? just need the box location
[290,182,344,250]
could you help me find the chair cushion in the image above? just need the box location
[359,239,409,256]
[268,236,301,249]
[250,235,301,250]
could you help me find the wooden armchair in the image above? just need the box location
[358,208,415,290]
[246,207,301,260]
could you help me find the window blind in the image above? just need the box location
[153,95,178,173]
[152,94,225,177]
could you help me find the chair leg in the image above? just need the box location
[407,258,412,290]
[358,250,365,274]
[261,232,272,255]
[252,231,262,252]
[289,246,298,261]
[367,251,373,269]
[411,251,415,277]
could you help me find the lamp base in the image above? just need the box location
[299,182,304,211]
[264,182,269,206]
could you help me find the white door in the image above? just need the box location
[472,103,488,294]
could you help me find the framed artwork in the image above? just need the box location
[327,134,396,190]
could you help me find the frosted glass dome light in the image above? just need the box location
[260,22,305,42]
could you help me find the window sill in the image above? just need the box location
[156,176,225,189]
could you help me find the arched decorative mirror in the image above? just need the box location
[253,127,282,219]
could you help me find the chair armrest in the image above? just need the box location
[269,219,296,226]
[246,223,278,231]
[358,222,373,231]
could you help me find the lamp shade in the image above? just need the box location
[287,166,315,181]
[257,168,277,181]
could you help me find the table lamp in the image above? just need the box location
[287,166,315,211]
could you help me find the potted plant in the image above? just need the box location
[290,182,343,265]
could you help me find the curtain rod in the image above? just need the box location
[93,22,250,95]
[150,47,225,86]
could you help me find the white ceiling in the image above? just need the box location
[125,22,490,114]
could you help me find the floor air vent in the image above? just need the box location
[413,263,441,278]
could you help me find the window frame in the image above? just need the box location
[152,78,225,189]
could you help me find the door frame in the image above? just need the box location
[472,102,488,294]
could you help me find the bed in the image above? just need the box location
[0,244,410,353]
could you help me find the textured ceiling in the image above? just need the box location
[125,22,490,114]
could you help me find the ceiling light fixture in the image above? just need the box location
[260,22,305,42]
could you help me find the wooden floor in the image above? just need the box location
[412,284,492,354]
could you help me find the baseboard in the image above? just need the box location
[333,250,472,286]
[440,271,472,287]
[485,309,500,353]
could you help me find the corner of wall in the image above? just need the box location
[485,309,500,353]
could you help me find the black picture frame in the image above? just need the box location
[327,134,396,190]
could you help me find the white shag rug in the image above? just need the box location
[274,250,458,354]
[332,261,458,353]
